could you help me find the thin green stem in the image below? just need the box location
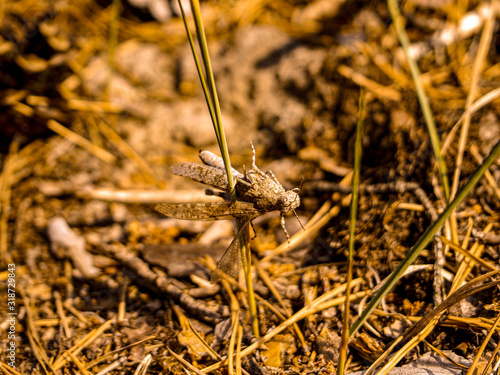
[179,0,258,336]
[350,139,500,336]
[338,89,366,374]
[387,0,450,201]
[243,232,259,337]
[177,1,217,135]
[189,0,236,201]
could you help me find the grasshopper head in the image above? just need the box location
[278,189,300,214]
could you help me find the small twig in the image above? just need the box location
[471,229,500,245]
[97,121,159,183]
[253,257,309,353]
[54,291,71,338]
[19,286,56,374]
[67,351,90,375]
[86,335,157,370]
[167,347,206,375]
[117,278,127,321]
[95,356,128,375]
[201,280,367,373]
[47,120,116,163]
[101,243,227,323]
[53,319,114,370]
[134,354,154,375]
[306,180,438,221]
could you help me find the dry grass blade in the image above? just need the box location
[67,351,90,375]
[337,65,401,101]
[47,120,116,163]
[449,223,493,294]
[167,347,206,375]
[254,258,308,352]
[367,270,500,375]
[467,310,500,375]
[186,321,221,361]
[350,139,500,337]
[97,121,158,183]
[66,99,123,113]
[63,301,89,324]
[228,311,239,375]
[133,354,153,375]
[0,139,46,261]
[480,336,500,375]
[0,361,23,375]
[53,319,114,370]
[424,341,469,370]
[201,280,367,373]
[450,0,498,201]
[440,235,498,272]
[54,291,71,338]
[235,324,244,375]
[19,287,55,374]
[442,87,500,155]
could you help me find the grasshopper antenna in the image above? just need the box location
[293,208,305,231]
[295,177,305,231]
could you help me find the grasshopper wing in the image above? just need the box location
[172,163,230,192]
[155,201,263,221]
[210,220,250,283]
[172,163,256,201]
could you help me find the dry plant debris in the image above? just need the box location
[0,0,499,374]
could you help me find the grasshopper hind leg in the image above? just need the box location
[249,141,267,178]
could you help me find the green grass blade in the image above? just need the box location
[387,0,450,200]
[188,0,236,201]
[338,89,366,374]
[349,139,500,337]
[177,1,217,137]
[179,0,258,336]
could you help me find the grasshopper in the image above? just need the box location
[156,143,301,282]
